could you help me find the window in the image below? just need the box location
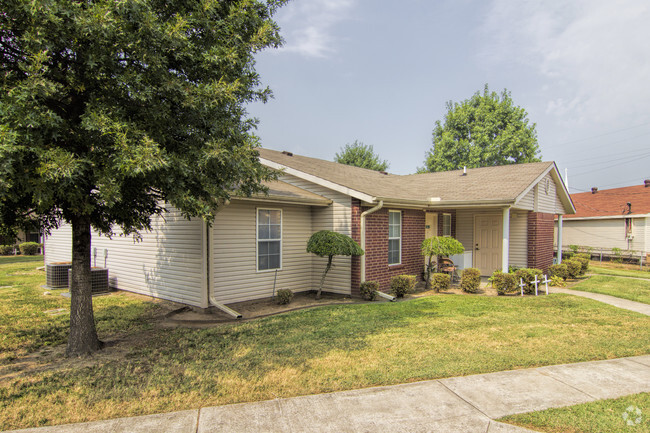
[442,213,452,237]
[388,211,401,265]
[257,209,281,271]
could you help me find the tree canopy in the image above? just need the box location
[0,0,285,355]
[422,85,541,172]
[334,140,389,171]
[307,230,363,299]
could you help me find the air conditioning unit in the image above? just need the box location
[45,262,72,288]
[67,267,110,294]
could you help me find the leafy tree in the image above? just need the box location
[307,230,364,299]
[423,85,541,172]
[334,140,389,171]
[0,0,285,356]
[421,236,464,290]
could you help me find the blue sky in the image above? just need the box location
[248,0,650,193]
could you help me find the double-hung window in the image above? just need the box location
[388,210,401,265]
[257,209,281,271]
[442,213,452,237]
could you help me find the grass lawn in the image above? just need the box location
[500,393,650,433]
[0,256,649,430]
[571,275,650,305]
[590,264,650,280]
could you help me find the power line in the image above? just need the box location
[556,120,650,147]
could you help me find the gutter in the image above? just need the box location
[360,200,383,282]
[205,203,242,319]
[372,197,517,209]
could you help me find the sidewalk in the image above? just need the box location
[8,355,650,433]
[549,286,650,316]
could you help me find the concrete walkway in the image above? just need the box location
[8,355,650,433]
[550,287,650,315]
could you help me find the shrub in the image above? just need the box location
[575,253,590,260]
[573,256,589,275]
[569,244,580,254]
[562,251,574,260]
[19,242,41,255]
[390,274,417,298]
[460,268,481,293]
[514,268,543,295]
[490,271,516,295]
[431,273,450,292]
[550,275,566,287]
[564,259,582,279]
[359,281,379,301]
[275,289,293,305]
[548,263,568,280]
[0,245,15,255]
[611,247,623,263]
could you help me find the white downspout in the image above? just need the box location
[557,215,563,264]
[206,201,242,319]
[360,200,384,282]
[502,206,510,273]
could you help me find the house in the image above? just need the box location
[555,181,650,260]
[44,149,574,311]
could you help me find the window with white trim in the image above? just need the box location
[257,209,281,271]
[442,213,452,237]
[388,210,401,265]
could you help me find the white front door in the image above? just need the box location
[474,214,502,275]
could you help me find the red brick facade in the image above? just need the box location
[527,211,554,272]
[351,203,426,293]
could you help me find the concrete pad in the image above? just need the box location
[549,287,650,315]
[487,420,543,432]
[539,357,650,400]
[440,369,592,419]
[356,414,491,433]
[7,410,199,433]
[629,354,650,367]
[199,399,289,433]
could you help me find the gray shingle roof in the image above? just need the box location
[257,148,555,205]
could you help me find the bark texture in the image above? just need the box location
[316,255,333,300]
[66,215,103,356]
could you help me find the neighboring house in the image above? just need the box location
[44,149,574,310]
[555,181,650,259]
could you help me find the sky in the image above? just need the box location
[247,0,650,193]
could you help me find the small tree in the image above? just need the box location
[421,236,465,290]
[334,140,389,171]
[307,230,364,299]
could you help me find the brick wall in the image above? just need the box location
[360,207,425,293]
[527,211,554,272]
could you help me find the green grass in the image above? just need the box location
[0,256,649,430]
[571,275,650,305]
[591,265,650,280]
[500,393,650,433]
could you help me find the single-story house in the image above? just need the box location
[44,149,574,310]
[555,181,650,259]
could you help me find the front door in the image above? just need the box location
[474,214,502,275]
[425,213,438,239]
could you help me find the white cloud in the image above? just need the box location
[479,0,650,127]
[274,0,355,58]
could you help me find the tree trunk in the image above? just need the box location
[66,214,103,356]
[316,255,333,300]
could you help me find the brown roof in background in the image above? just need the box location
[257,148,556,204]
[565,184,650,218]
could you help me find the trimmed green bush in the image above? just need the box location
[359,281,379,301]
[390,274,417,298]
[548,263,568,280]
[573,256,589,274]
[514,268,543,295]
[460,268,481,293]
[575,253,590,260]
[275,289,293,305]
[490,271,516,295]
[0,245,15,255]
[18,242,40,255]
[550,275,566,287]
[564,259,582,279]
[431,273,450,292]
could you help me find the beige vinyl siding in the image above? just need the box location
[456,208,528,269]
[211,201,314,304]
[277,173,352,294]
[536,173,563,214]
[557,218,648,253]
[517,187,535,211]
[43,206,205,307]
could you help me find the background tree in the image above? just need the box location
[0,0,285,356]
[423,85,541,172]
[307,230,364,299]
[334,140,389,171]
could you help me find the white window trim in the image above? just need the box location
[442,213,452,237]
[388,210,402,265]
[256,208,282,272]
